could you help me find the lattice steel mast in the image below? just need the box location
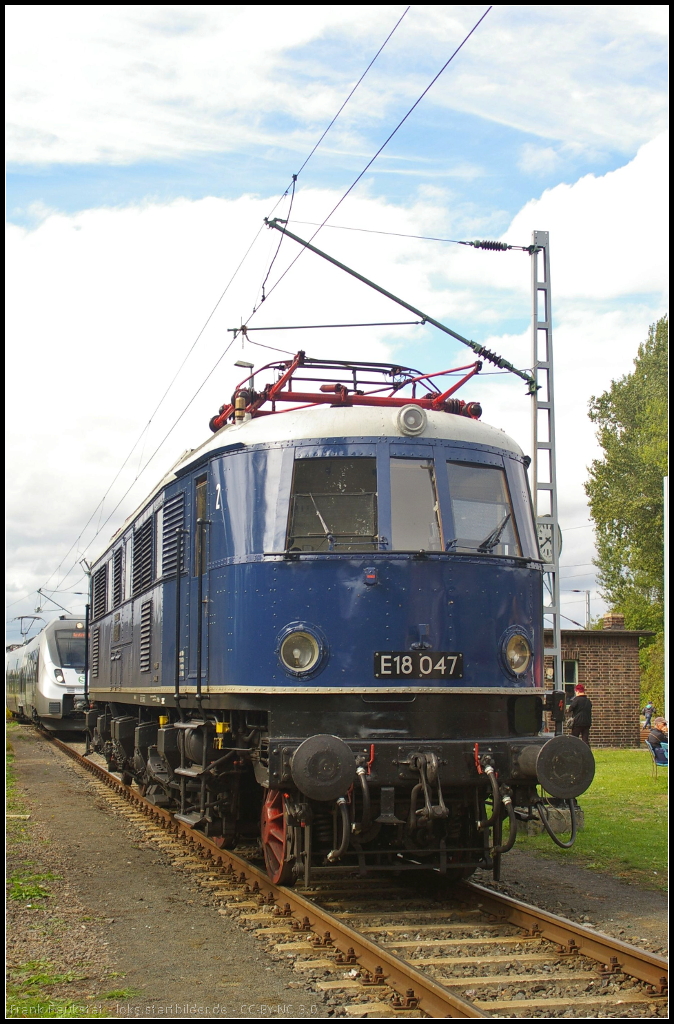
[530,230,562,691]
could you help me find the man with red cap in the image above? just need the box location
[567,683,592,745]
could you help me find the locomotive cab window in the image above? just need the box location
[447,461,521,556]
[287,457,377,552]
[390,458,442,550]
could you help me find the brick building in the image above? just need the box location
[544,614,654,748]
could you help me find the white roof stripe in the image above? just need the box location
[176,404,522,473]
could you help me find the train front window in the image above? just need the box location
[287,457,378,552]
[390,458,442,550]
[447,462,521,556]
[54,630,86,670]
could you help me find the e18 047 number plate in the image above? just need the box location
[374,652,463,680]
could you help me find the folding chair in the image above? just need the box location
[646,741,669,779]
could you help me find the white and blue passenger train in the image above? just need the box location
[6,617,88,731]
[82,354,594,883]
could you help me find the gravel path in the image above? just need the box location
[7,725,329,1019]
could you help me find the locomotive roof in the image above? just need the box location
[180,403,523,467]
[105,405,523,552]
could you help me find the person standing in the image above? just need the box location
[643,702,656,729]
[567,683,592,746]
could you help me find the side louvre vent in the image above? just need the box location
[139,601,152,673]
[92,566,107,619]
[161,493,186,577]
[132,518,154,595]
[91,628,100,677]
[112,547,123,607]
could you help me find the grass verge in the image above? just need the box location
[514,748,668,889]
[6,961,111,1019]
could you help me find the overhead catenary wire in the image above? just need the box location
[240,334,511,370]
[67,333,240,572]
[289,221,534,251]
[27,14,411,602]
[249,5,493,314]
[40,220,272,596]
[560,614,588,629]
[230,320,425,331]
[257,175,297,309]
[294,6,411,178]
[247,7,412,318]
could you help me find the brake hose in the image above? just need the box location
[479,765,501,828]
[356,765,372,832]
[492,794,518,854]
[536,798,577,849]
[327,797,351,862]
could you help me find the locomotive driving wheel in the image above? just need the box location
[260,788,295,885]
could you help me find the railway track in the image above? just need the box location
[43,731,667,1019]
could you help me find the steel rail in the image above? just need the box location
[47,733,667,1016]
[48,734,483,1018]
[464,881,668,993]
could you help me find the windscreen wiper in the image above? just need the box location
[477,513,511,553]
[309,494,335,551]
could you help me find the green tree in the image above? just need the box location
[585,316,668,708]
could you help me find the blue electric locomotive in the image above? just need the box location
[85,353,594,883]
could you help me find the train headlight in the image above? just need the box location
[505,634,532,675]
[54,669,65,684]
[397,404,427,436]
[280,631,320,673]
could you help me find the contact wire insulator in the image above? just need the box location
[469,239,511,251]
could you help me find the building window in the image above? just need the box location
[563,659,578,703]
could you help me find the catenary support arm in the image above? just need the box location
[265,218,536,392]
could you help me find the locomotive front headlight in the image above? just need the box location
[280,631,320,673]
[397,404,427,436]
[54,669,65,684]
[505,634,531,675]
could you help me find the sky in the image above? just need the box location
[6,4,669,643]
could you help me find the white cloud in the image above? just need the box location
[436,132,669,303]
[6,5,667,165]
[6,136,667,623]
[517,144,560,175]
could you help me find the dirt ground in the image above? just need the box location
[6,724,668,1020]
